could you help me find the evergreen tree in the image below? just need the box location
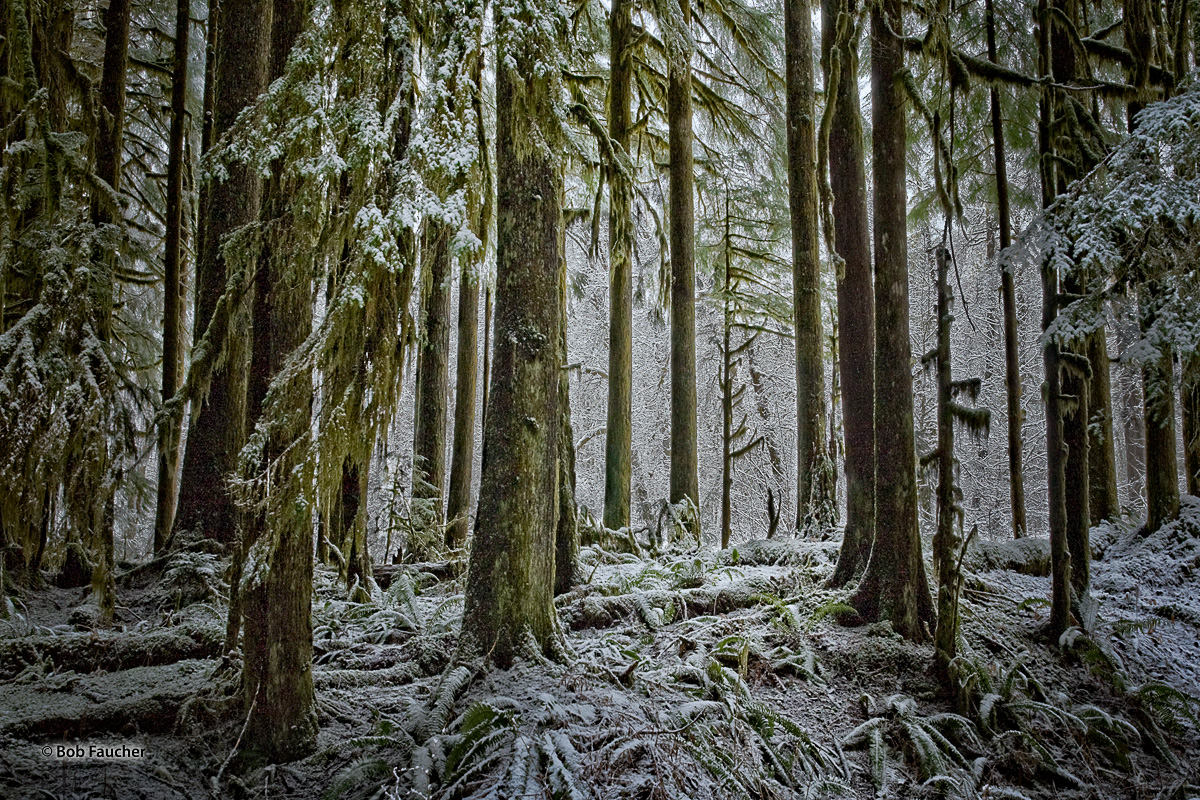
[603,0,635,534]
[823,0,875,585]
[175,0,273,545]
[666,0,700,540]
[458,0,567,665]
[785,0,832,532]
[154,0,191,554]
[848,0,935,639]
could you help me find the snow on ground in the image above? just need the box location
[1,513,1198,799]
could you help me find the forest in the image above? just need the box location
[0,0,1198,796]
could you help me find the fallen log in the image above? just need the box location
[0,659,215,740]
[559,576,789,631]
[0,621,225,681]
[965,537,1052,577]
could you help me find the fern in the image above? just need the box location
[323,756,395,800]
[426,665,474,739]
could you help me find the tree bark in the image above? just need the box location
[410,221,453,558]
[154,0,190,554]
[786,0,830,532]
[1143,329,1180,534]
[458,1,565,666]
[1088,331,1120,523]
[556,213,579,596]
[932,246,960,680]
[1038,0,1072,640]
[446,261,480,550]
[1182,353,1200,495]
[823,0,875,586]
[986,0,1028,539]
[667,0,700,538]
[847,0,934,640]
[175,0,273,545]
[238,0,317,764]
[604,0,634,533]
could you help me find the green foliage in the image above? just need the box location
[842,694,981,795]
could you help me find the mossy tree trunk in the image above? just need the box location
[822,0,875,586]
[848,0,934,640]
[175,0,273,546]
[930,246,988,681]
[1050,0,1094,612]
[986,0,1027,539]
[153,0,189,554]
[604,0,634,533]
[556,212,579,596]
[786,0,831,533]
[87,0,131,625]
[411,222,453,559]
[1038,0,1072,640]
[667,0,700,538]
[238,0,317,764]
[458,0,566,666]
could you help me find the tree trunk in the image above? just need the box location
[823,0,875,586]
[238,0,317,764]
[786,0,830,532]
[1124,369,1147,505]
[667,0,700,537]
[847,0,934,640]
[604,0,634,533]
[92,0,130,224]
[986,0,1027,539]
[1182,353,1200,495]
[481,284,493,431]
[1143,330,1180,534]
[154,0,190,554]
[1061,285,1092,604]
[721,210,734,549]
[932,246,960,680]
[446,260,480,550]
[556,213,579,596]
[335,457,370,591]
[458,1,565,666]
[410,222,453,559]
[175,0,273,545]
[1038,0,1072,640]
[1088,331,1120,523]
[87,0,131,625]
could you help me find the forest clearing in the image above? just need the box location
[2,0,1200,796]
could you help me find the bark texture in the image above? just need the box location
[986,0,1027,539]
[1143,337,1180,534]
[154,0,189,554]
[446,262,480,550]
[848,0,934,640]
[175,0,273,544]
[239,0,317,763]
[411,222,454,558]
[459,3,565,665]
[667,0,700,536]
[1038,0,1072,639]
[1088,331,1120,523]
[786,0,830,531]
[604,0,634,533]
[822,0,875,585]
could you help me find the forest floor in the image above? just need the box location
[2,503,1199,800]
